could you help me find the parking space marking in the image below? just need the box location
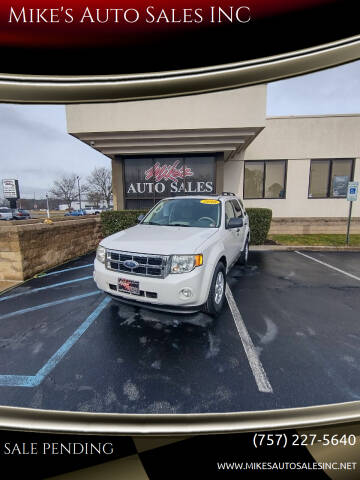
[225,284,273,394]
[0,291,101,321]
[41,263,93,277]
[295,251,360,282]
[0,296,111,387]
[0,276,93,302]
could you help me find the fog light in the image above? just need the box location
[180,288,192,298]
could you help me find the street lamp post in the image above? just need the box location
[46,194,50,219]
[77,176,82,210]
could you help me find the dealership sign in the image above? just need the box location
[124,156,216,199]
[2,179,20,199]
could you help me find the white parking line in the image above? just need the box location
[225,284,273,394]
[295,251,360,282]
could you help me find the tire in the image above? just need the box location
[238,237,249,266]
[203,262,226,317]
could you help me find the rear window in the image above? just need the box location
[0,208,11,213]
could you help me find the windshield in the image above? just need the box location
[142,198,221,228]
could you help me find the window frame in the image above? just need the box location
[308,158,355,199]
[243,160,288,200]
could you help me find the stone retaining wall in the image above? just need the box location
[1,216,359,282]
[0,218,102,281]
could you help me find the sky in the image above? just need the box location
[267,60,360,116]
[1,59,360,198]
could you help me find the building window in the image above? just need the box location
[308,159,354,198]
[244,160,286,199]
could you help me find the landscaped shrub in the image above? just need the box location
[246,208,272,245]
[100,210,148,237]
[101,207,272,245]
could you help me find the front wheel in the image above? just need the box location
[238,238,249,265]
[203,262,226,317]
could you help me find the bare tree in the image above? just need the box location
[50,174,79,210]
[86,167,112,207]
[86,191,103,208]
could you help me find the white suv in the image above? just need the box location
[94,194,250,316]
[84,207,101,215]
[0,207,13,221]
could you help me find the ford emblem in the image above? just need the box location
[124,260,139,269]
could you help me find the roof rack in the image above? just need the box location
[182,193,220,196]
[221,192,236,196]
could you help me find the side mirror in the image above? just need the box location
[227,217,243,229]
[137,214,145,223]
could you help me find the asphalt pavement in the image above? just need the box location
[0,250,359,413]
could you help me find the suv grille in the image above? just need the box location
[106,250,169,278]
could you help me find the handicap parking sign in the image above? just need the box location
[347,182,359,202]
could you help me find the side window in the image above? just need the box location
[237,198,246,214]
[225,201,235,227]
[230,199,243,218]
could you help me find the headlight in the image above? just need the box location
[96,245,106,263]
[170,254,203,274]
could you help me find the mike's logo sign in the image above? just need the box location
[144,160,194,182]
[124,156,216,201]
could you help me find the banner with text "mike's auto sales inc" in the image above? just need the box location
[0,0,359,102]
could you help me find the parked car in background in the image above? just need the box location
[0,207,13,221]
[84,206,101,215]
[12,209,31,220]
[64,209,86,216]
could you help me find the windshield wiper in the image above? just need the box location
[144,222,191,227]
[169,223,191,227]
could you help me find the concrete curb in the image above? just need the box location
[251,245,360,252]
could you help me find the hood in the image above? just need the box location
[102,224,218,255]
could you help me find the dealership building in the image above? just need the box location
[66,84,360,220]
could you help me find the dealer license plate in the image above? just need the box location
[118,278,140,295]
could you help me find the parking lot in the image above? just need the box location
[0,250,359,414]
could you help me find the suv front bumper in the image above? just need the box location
[93,258,212,308]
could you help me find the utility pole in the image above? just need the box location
[77,176,82,210]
